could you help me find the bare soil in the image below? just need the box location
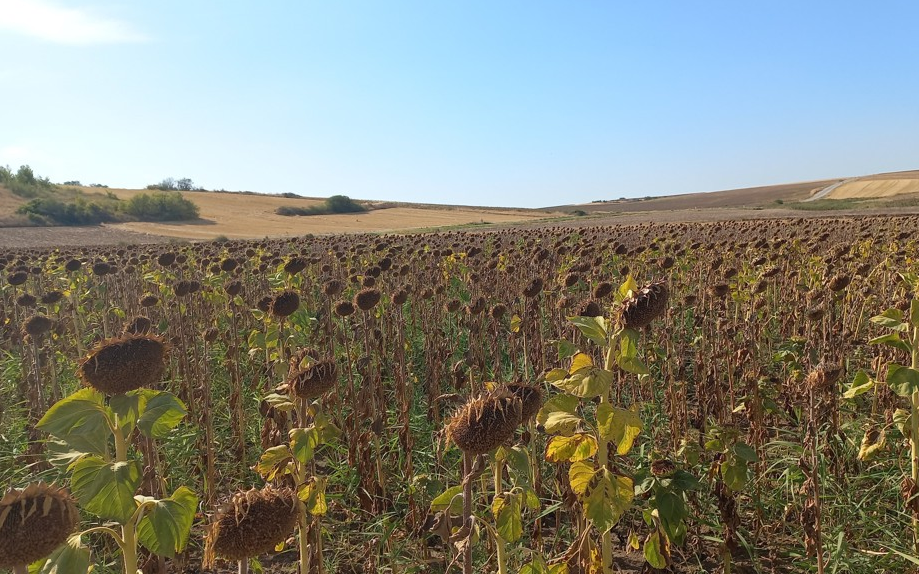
[0,225,167,249]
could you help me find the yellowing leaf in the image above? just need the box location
[553,367,613,398]
[842,370,875,399]
[857,428,886,461]
[643,529,670,569]
[894,408,911,436]
[619,275,639,300]
[596,403,643,455]
[585,470,633,533]
[491,492,523,542]
[569,352,593,375]
[627,530,640,550]
[298,477,328,516]
[545,368,569,383]
[542,411,583,436]
[430,485,464,515]
[546,433,598,463]
[568,461,596,496]
[255,445,292,481]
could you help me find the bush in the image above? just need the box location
[276,205,323,216]
[0,164,56,198]
[124,192,200,221]
[326,195,365,213]
[276,195,365,217]
[17,198,116,225]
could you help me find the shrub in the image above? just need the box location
[276,195,365,217]
[0,164,56,198]
[326,195,365,213]
[17,198,116,225]
[123,192,200,221]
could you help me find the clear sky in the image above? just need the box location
[1,1,917,207]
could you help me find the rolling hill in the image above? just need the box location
[548,169,919,214]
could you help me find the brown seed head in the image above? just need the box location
[16,293,36,308]
[324,279,344,296]
[522,277,544,298]
[354,288,381,311]
[446,391,523,454]
[807,362,842,390]
[271,290,300,317]
[503,383,543,422]
[224,280,242,297]
[139,294,159,307]
[621,281,669,329]
[40,290,64,305]
[283,257,307,275]
[334,300,355,317]
[22,314,53,338]
[593,281,613,299]
[0,483,78,569]
[206,486,299,564]
[123,316,152,336]
[826,273,851,292]
[78,334,168,395]
[288,358,338,400]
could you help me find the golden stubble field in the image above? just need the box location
[826,170,919,199]
[106,187,558,240]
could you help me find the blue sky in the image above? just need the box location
[1,1,917,207]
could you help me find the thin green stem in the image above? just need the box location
[113,418,128,463]
[911,325,919,554]
[494,459,508,574]
[599,340,615,574]
[80,525,125,546]
[462,451,474,574]
[121,522,139,574]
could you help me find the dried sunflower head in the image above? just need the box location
[205,486,299,565]
[621,281,669,329]
[78,334,168,395]
[446,391,523,454]
[0,483,78,569]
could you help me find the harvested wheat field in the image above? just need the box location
[825,170,919,199]
[102,187,556,239]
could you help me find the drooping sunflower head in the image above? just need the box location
[78,334,168,395]
[0,483,78,569]
[620,281,669,329]
[446,391,523,454]
[205,486,299,565]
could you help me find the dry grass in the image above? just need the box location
[102,188,555,240]
[826,174,919,199]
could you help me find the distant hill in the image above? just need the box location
[822,170,919,199]
[548,170,919,213]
